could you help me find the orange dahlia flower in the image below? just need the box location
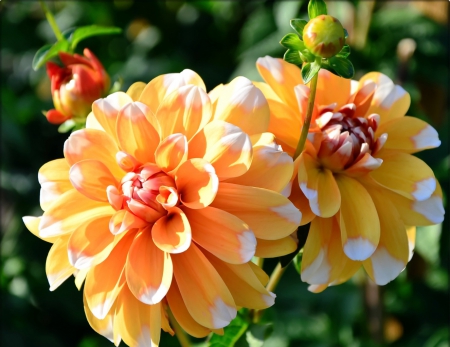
[255,56,444,290]
[23,69,301,346]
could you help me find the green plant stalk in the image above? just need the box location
[293,70,319,160]
[169,310,191,347]
[39,0,64,41]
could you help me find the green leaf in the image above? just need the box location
[32,40,71,71]
[70,25,122,50]
[336,44,351,58]
[293,252,302,274]
[308,0,327,19]
[328,56,355,79]
[62,27,77,42]
[284,49,303,66]
[57,119,76,133]
[279,223,310,268]
[280,33,305,50]
[301,60,321,84]
[246,323,273,347]
[290,19,308,38]
[209,311,249,347]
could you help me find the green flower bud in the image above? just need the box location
[303,15,345,58]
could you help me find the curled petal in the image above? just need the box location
[109,209,148,235]
[126,81,146,101]
[155,133,188,173]
[38,159,72,211]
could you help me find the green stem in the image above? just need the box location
[39,0,64,41]
[169,310,191,347]
[293,70,319,160]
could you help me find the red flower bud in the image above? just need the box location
[45,48,110,124]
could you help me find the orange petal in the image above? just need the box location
[289,175,316,226]
[39,189,115,238]
[86,112,105,131]
[175,158,219,209]
[92,92,133,141]
[315,69,351,110]
[126,227,173,304]
[254,236,297,258]
[166,281,211,338]
[406,226,416,261]
[116,102,160,164]
[210,183,301,240]
[68,215,116,269]
[213,76,270,135]
[38,159,72,211]
[335,175,380,261]
[69,159,118,202]
[156,85,212,141]
[363,187,409,285]
[226,133,293,193]
[139,69,206,115]
[152,207,191,253]
[84,290,118,344]
[376,116,441,154]
[46,234,75,291]
[64,129,124,179]
[256,56,303,111]
[182,206,256,264]
[358,72,410,124]
[370,151,436,201]
[350,81,376,118]
[126,81,147,101]
[114,285,161,347]
[204,252,275,309]
[155,133,188,173]
[84,231,135,319]
[171,243,236,329]
[189,120,253,180]
[298,153,341,218]
[109,209,148,235]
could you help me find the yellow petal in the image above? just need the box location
[189,120,253,180]
[109,209,148,235]
[254,236,297,258]
[152,207,191,253]
[46,234,75,291]
[406,226,416,261]
[156,85,212,141]
[23,216,58,243]
[116,102,160,164]
[155,133,188,173]
[171,243,236,329]
[84,290,118,344]
[289,175,316,226]
[213,76,270,135]
[38,159,72,211]
[182,206,256,264]
[335,175,380,261]
[210,183,301,240]
[175,158,219,209]
[376,116,441,153]
[126,81,147,101]
[126,227,173,304]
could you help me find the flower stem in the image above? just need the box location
[169,310,191,347]
[39,0,64,42]
[293,71,319,160]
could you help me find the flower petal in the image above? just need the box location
[298,153,341,218]
[84,290,118,344]
[23,216,57,243]
[152,207,191,254]
[64,129,124,179]
[156,85,212,141]
[370,151,436,201]
[85,230,135,319]
[38,159,72,211]
[155,133,188,173]
[210,183,301,240]
[213,77,270,135]
[126,81,147,101]
[182,206,256,264]
[376,116,441,153]
[171,243,237,329]
[189,120,253,180]
[175,158,219,209]
[289,175,316,226]
[69,159,118,202]
[68,215,116,269]
[126,227,173,304]
[109,209,148,235]
[335,175,380,261]
[254,236,297,258]
[114,285,161,347]
[315,69,351,110]
[39,189,115,238]
[166,282,211,338]
[204,252,275,309]
[116,102,160,164]
[46,235,75,291]
[406,226,416,261]
[226,133,293,193]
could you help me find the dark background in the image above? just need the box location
[1,1,449,346]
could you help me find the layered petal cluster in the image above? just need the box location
[256,56,444,290]
[24,69,301,346]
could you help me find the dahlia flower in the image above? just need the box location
[255,56,444,290]
[23,69,301,346]
[46,48,110,124]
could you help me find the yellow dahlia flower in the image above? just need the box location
[23,69,301,346]
[255,56,444,290]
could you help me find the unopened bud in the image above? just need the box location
[303,15,345,58]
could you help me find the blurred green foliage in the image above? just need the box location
[1,1,448,347]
